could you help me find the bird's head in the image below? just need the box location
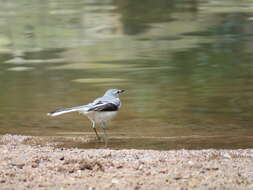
[104,89,125,98]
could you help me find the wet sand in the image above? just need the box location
[0,134,252,190]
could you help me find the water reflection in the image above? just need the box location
[0,0,253,149]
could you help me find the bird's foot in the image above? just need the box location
[96,136,103,142]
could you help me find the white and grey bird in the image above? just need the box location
[47,89,125,142]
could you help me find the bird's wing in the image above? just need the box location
[87,101,118,112]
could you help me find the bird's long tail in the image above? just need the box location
[47,106,87,117]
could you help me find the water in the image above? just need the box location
[0,0,253,149]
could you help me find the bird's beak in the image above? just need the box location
[119,89,125,93]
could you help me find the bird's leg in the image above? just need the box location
[91,120,100,140]
[93,128,100,141]
[101,122,108,147]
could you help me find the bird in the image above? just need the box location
[47,89,125,143]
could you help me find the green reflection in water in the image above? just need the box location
[0,0,253,149]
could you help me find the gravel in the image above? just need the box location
[0,134,252,190]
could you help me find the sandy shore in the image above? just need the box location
[0,135,252,190]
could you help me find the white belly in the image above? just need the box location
[84,111,118,125]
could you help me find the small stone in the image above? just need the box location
[174,176,182,180]
[31,164,38,168]
[223,153,231,159]
[188,161,193,165]
[138,165,144,170]
[111,178,119,184]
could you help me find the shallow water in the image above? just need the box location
[0,0,253,150]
